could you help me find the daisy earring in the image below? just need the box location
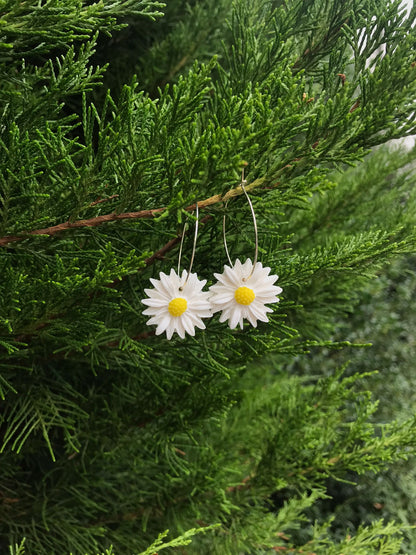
[141,203,212,340]
[209,173,283,330]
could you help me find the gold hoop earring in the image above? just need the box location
[142,203,212,339]
[209,171,283,330]
[177,203,199,289]
[223,175,258,280]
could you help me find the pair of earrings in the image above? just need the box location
[141,180,283,340]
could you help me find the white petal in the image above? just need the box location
[189,307,212,319]
[186,311,205,329]
[182,314,196,336]
[233,259,243,272]
[149,277,163,290]
[194,318,207,330]
[142,307,160,316]
[218,309,231,323]
[141,297,167,308]
[155,315,171,335]
[246,275,268,289]
[241,258,253,279]
[212,272,230,288]
[254,294,279,304]
[212,271,225,282]
[175,319,186,339]
[209,292,235,305]
[249,303,270,322]
[143,288,169,300]
[250,262,267,279]
[165,270,181,294]
[146,315,161,325]
[189,299,212,310]
[248,263,278,285]
[229,308,242,330]
[150,275,173,297]
[252,301,274,314]
[223,264,242,287]
[254,283,281,295]
[182,271,206,293]
[209,283,232,296]
[246,310,258,327]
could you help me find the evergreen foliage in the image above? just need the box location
[0,0,416,552]
[288,251,416,553]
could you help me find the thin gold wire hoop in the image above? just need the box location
[178,202,199,290]
[223,171,258,281]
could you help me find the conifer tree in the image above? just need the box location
[1,0,416,553]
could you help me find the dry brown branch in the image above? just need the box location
[349,99,360,113]
[0,178,265,247]
[12,215,213,345]
[89,194,119,206]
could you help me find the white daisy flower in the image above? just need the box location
[209,258,282,330]
[142,269,212,339]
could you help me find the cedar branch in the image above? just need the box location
[0,178,265,247]
[12,215,212,345]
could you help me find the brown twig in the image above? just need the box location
[103,234,184,292]
[12,215,213,345]
[89,194,119,207]
[225,475,252,493]
[0,178,265,248]
[0,208,164,247]
[104,214,213,292]
[349,99,360,113]
[144,214,213,266]
[143,235,183,267]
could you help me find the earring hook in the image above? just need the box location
[223,169,258,280]
[178,202,199,289]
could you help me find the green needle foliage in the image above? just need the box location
[0,0,416,552]
[282,250,416,553]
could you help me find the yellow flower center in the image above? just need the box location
[168,297,187,317]
[234,286,255,306]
